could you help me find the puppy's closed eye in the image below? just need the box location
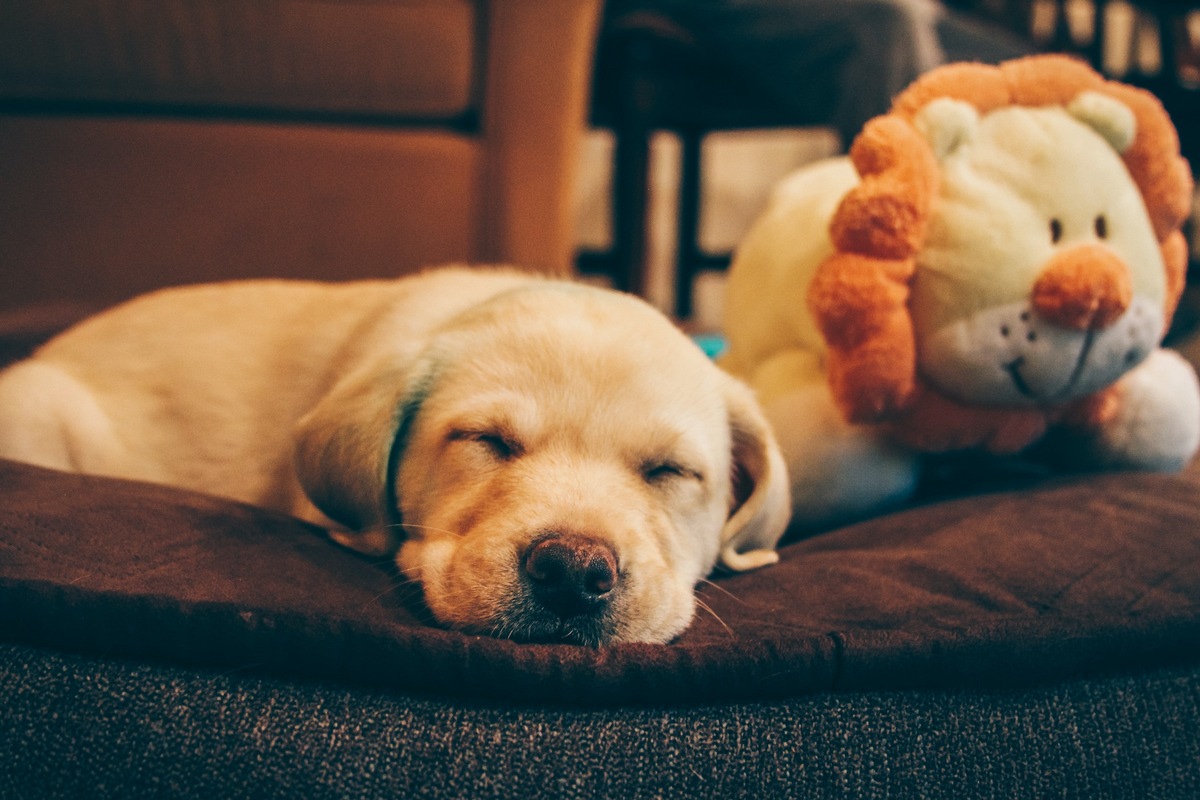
[641,459,704,486]
[450,428,524,461]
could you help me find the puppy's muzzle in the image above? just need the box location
[522,533,618,620]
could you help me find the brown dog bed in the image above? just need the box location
[4,452,1198,706]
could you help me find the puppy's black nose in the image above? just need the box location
[522,534,618,619]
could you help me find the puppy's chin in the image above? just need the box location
[485,599,622,647]
[396,538,698,646]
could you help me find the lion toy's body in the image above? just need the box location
[721,55,1200,533]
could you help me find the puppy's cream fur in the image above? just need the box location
[0,268,790,644]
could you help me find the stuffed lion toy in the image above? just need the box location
[721,54,1200,533]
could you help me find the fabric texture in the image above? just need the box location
[0,0,477,118]
[3,641,1198,799]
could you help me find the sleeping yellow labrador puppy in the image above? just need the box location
[0,267,790,645]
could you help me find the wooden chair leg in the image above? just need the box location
[674,129,703,319]
[611,124,652,296]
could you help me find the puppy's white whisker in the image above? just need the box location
[390,521,464,539]
[695,597,734,637]
[363,582,402,607]
[487,618,515,641]
[361,576,426,612]
[699,578,747,605]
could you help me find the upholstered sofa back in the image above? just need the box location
[0,0,602,310]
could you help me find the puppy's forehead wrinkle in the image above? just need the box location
[635,417,716,458]
[436,393,541,442]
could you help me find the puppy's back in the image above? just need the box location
[0,268,538,509]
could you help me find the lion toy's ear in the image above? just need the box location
[915,97,979,161]
[1067,91,1137,153]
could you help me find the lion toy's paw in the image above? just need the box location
[1085,348,1200,471]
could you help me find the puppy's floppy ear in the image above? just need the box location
[293,357,435,553]
[719,379,792,572]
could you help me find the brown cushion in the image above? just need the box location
[3,453,1199,706]
[0,0,476,119]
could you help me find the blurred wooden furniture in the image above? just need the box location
[1118,2,1199,180]
[0,0,602,311]
[582,10,806,318]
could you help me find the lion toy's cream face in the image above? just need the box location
[908,94,1167,407]
[389,290,783,646]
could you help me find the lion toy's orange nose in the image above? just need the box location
[1031,243,1132,331]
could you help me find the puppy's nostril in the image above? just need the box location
[523,534,618,618]
[584,561,616,595]
[524,534,618,594]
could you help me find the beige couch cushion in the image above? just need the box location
[0,0,475,119]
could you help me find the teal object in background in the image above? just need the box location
[692,333,728,360]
